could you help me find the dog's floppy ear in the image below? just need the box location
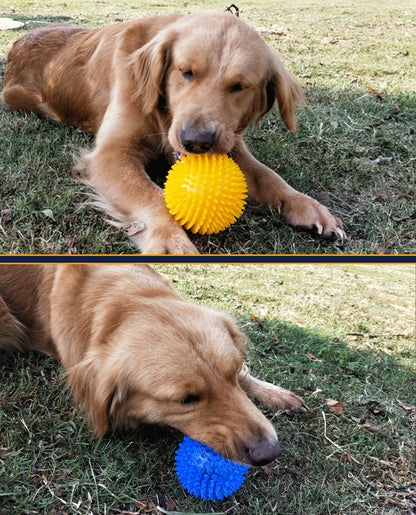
[259,52,304,132]
[128,29,177,114]
[221,314,247,355]
[67,352,128,437]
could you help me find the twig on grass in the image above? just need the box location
[345,332,411,338]
[20,417,32,444]
[321,410,362,465]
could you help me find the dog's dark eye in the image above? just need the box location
[230,83,243,93]
[181,394,201,404]
[182,70,194,80]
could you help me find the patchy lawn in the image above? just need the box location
[0,0,415,254]
[1,264,414,514]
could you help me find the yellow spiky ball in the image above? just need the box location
[164,154,247,235]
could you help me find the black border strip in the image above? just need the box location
[0,254,415,264]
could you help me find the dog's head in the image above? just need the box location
[67,294,280,466]
[130,13,303,156]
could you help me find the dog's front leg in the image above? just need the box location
[239,365,307,411]
[231,139,345,240]
[79,140,198,255]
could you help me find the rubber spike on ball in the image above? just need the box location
[175,436,249,501]
[164,154,247,235]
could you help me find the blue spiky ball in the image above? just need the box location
[175,436,249,501]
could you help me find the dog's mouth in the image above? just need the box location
[173,150,186,162]
[173,150,232,162]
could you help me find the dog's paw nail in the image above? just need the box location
[337,227,346,241]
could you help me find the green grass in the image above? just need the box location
[1,265,415,514]
[0,0,415,254]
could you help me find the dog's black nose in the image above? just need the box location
[180,125,217,154]
[248,438,281,466]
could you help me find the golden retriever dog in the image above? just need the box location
[2,12,345,253]
[0,264,306,465]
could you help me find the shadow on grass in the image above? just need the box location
[245,315,414,393]
[2,14,78,28]
[0,314,414,514]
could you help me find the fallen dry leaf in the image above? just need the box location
[375,246,391,254]
[306,352,322,362]
[367,87,385,100]
[326,399,344,415]
[397,400,415,412]
[133,499,155,512]
[362,422,381,432]
[373,188,389,201]
[321,37,338,45]
[373,156,393,165]
[40,208,55,220]
[1,208,14,222]
[65,235,78,254]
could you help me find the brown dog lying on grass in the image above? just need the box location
[0,264,306,465]
[1,12,345,254]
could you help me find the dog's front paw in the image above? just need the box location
[282,193,345,241]
[263,386,308,412]
[127,219,199,255]
[143,235,199,255]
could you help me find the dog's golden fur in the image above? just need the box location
[0,265,305,465]
[2,13,345,254]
